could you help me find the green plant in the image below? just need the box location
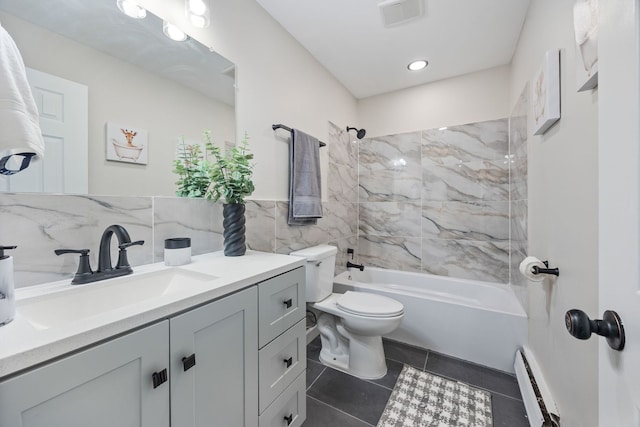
[205,131,254,204]
[173,131,255,204]
[173,139,212,198]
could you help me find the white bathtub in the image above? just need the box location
[333,267,527,373]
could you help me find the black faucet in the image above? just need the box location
[346,261,365,271]
[98,224,143,273]
[55,224,144,285]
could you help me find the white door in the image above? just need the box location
[598,0,640,423]
[0,68,88,194]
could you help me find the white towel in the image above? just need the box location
[0,21,44,175]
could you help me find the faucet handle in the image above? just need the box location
[116,240,144,269]
[54,248,89,256]
[118,240,145,250]
[54,248,93,282]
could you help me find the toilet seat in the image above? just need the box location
[336,291,404,318]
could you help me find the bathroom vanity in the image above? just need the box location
[0,251,306,427]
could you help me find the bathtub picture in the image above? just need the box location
[106,122,148,164]
[532,49,560,135]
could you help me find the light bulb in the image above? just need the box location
[116,0,147,19]
[189,13,209,28]
[163,21,188,42]
[185,0,210,28]
[187,0,207,16]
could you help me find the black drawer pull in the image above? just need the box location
[152,368,168,389]
[284,298,293,309]
[182,354,196,372]
[284,414,294,425]
[284,357,293,368]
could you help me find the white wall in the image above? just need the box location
[510,1,599,425]
[358,65,510,137]
[0,12,235,197]
[138,0,359,200]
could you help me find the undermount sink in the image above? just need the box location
[17,268,219,330]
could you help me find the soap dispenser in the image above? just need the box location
[0,245,17,326]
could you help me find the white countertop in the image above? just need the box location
[0,250,305,379]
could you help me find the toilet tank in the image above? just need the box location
[289,245,337,302]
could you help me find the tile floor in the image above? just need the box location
[302,336,529,427]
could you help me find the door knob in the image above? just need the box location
[565,309,625,351]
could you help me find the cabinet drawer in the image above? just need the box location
[259,372,306,427]
[258,267,305,348]
[259,319,306,413]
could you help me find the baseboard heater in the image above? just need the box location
[514,348,561,427]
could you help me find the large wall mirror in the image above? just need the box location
[0,0,236,197]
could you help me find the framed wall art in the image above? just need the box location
[532,49,561,136]
[574,0,598,91]
[106,122,148,164]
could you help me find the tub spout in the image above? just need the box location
[346,261,364,271]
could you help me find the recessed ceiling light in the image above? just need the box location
[116,0,147,19]
[407,59,428,71]
[163,21,188,42]
[438,127,448,131]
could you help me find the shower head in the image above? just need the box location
[346,126,367,140]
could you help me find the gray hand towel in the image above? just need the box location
[288,129,322,226]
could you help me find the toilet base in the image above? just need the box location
[318,348,388,380]
[317,313,388,380]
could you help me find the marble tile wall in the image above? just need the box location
[509,85,530,309]
[358,131,423,272]
[358,119,512,283]
[3,121,358,289]
[0,193,224,288]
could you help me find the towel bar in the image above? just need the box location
[272,124,326,147]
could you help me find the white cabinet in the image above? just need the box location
[257,268,306,424]
[0,321,170,427]
[0,266,304,427]
[170,286,258,427]
[0,287,258,427]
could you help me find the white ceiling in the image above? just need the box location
[256,0,531,99]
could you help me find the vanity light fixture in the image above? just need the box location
[186,0,211,28]
[407,59,428,71]
[116,0,147,19]
[163,21,188,42]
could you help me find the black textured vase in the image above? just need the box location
[223,203,246,256]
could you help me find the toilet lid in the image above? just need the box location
[336,291,404,317]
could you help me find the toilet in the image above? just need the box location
[290,245,404,379]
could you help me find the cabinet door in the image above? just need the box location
[0,321,170,427]
[170,286,258,427]
[258,268,305,348]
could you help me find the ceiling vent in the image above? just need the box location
[378,0,423,27]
